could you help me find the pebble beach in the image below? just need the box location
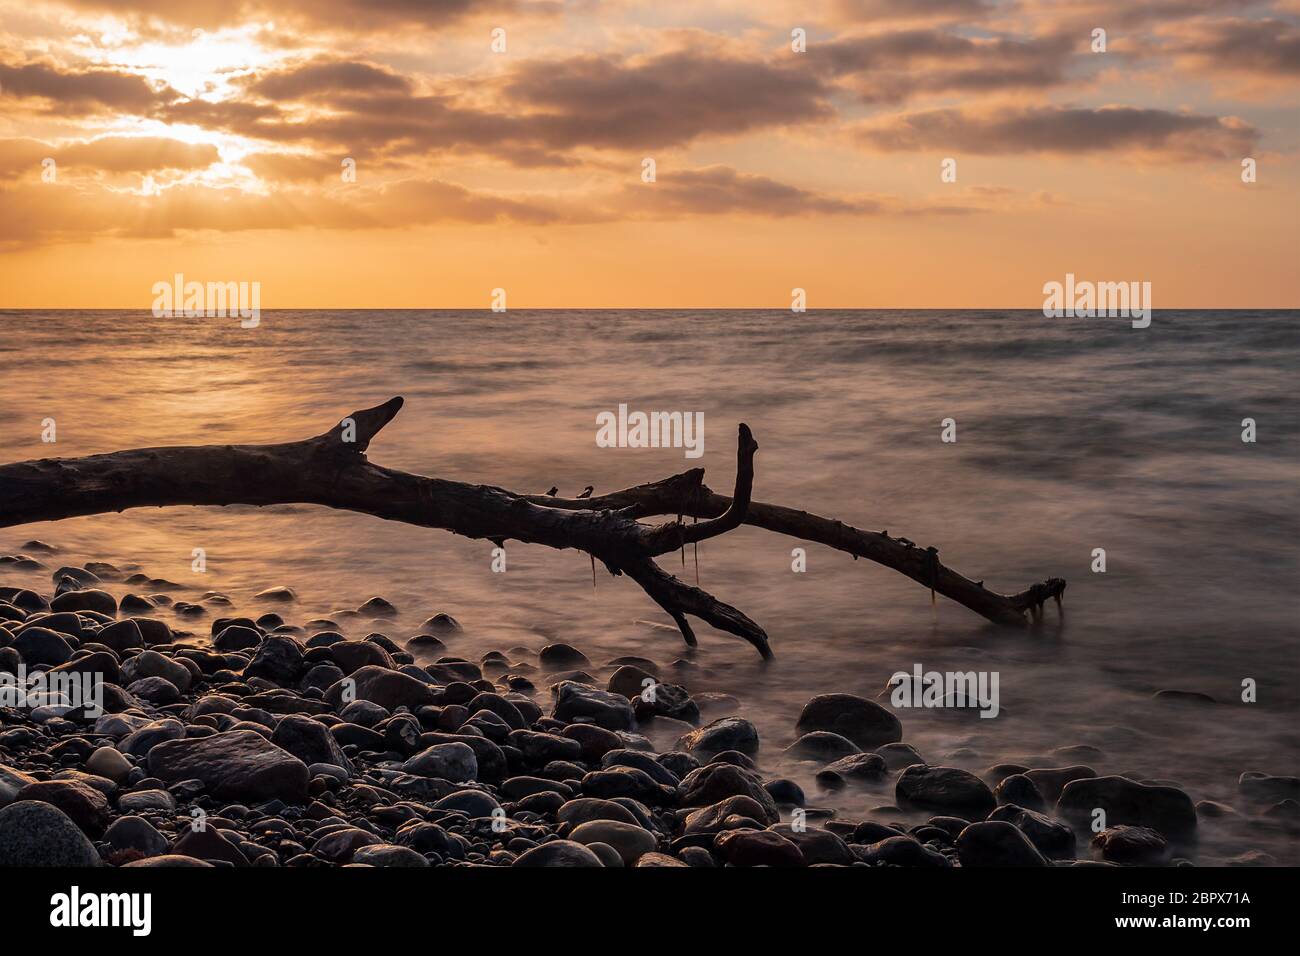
[2,546,1296,869]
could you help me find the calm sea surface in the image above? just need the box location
[2,310,1297,862]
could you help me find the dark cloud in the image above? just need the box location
[1169,17,1300,76]
[499,51,833,150]
[833,0,997,22]
[626,165,880,216]
[46,135,218,173]
[157,50,833,166]
[243,58,414,100]
[856,105,1259,159]
[0,59,175,114]
[55,0,559,32]
[813,29,1077,102]
[241,151,351,181]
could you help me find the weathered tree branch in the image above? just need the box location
[0,395,1063,656]
[528,477,1066,628]
[0,397,769,655]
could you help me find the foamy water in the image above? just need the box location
[2,309,1297,863]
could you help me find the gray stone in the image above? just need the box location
[401,742,478,783]
[796,693,902,750]
[148,730,309,803]
[0,801,102,866]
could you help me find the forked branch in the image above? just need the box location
[0,396,1063,656]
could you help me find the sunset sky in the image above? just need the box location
[0,0,1296,308]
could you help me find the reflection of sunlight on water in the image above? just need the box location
[2,309,1298,863]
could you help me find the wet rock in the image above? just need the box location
[128,676,182,705]
[14,780,110,836]
[1092,825,1171,865]
[245,636,305,685]
[796,693,902,750]
[607,664,656,699]
[634,682,699,724]
[352,843,428,867]
[821,752,888,782]
[857,837,951,868]
[765,778,806,807]
[254,587,297,603]
[95,619,144,653]
[848,820,906,844]
[271,714,354,772]
[120,719,186,757]
[680,795,772,835]
[896,765,996,818]
[14,627,74,666]
[582,841,623,867]
[124,649,193,694]
[0,764,38,806]
[401,742,478,783]
[676,716,759,758]
[552,681,635,731]
[539,643,592,669]
[0,800,102,866]
[512,839,604,867]
[770,824,856,865]
[148,730,310,803]
[214,625,261,651]
[172,827,250,866]
[1025,765,1096,803]
[425,659,483,683]
[785,731,861,762]
[468,692,526,730]
[104,815,168,857]
[51,589,117,616]
[875,742,925,771]
[325,665,437,711]
[994,773,1045,811]
[420,614,462,634]
[987,805,1076,860]
[681,764,779,822]
[508,729,583,766]
[557,797,640,828]
[122,855,212,867]
[956,820,1048,866]
[570,820,657,864]
[313,827,384,863]
[118,789,176,813]
[357,597,398,618]
[420,733,506,784]
[635,851,689,867]
[301,663,345,693]
[715,828,803,867]
[581,767,671,805]
[1057,775,1197,840]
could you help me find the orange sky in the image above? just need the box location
[1,0,1297,307]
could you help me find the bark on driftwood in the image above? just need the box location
[0,396,1065,657]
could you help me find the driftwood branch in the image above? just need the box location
[0,396,1064,656]
[528,477,1066,628]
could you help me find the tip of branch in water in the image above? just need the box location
[318,396,405,453]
